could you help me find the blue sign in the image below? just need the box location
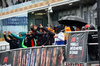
[3,17,28,26]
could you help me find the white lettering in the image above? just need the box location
[70,47,82,50]
[69,51,78,54]
[70,43,79,46]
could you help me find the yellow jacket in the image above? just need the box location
[64,27,71,40]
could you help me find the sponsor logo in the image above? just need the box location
[71,37,76,42]
[3,57,8,63]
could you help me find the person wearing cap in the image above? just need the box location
[85,24,90,30]
[8,30,26,48]
[54,26,71,45]
[85,24,96,30]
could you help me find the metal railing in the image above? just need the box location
[0,30,99,66]
[0,45,65,66]
[0,45,9,51]
[65,30,99,66]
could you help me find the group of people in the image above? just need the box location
[3,23,98,49]
[4,22,56,49]
[3,22,98,61]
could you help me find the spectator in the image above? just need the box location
[24,31,37,47]
[8,30,26,48]
[31,23,50,46]
[85,24,98,61]
[44,26,55,45]
[54,32,65,45]
[54,26,71,45]
[85,24,98,43]
[76,26,82,31]
[54,25,62,34]
[31,22,55,46]
[3,31,19,49]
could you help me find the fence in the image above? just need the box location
[65,30,99,66]
[0,45,9,51]
[0,30,99,66]
[0,45,65,66]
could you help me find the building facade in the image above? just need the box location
[0,0,97,41]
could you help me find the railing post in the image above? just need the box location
[97,0,100,65]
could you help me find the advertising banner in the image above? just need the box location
[3,17,28,26]
[0,51,14,66]
[40,48,46,66]
[13,50,22,66]
[35,48,41,66]
[30,49,37,66]
[51,47,58,66]
[0,47,64,66]
[67,32,88,63]
[57,47,64,66]
[45,48,53,66]
[22,49,31,66]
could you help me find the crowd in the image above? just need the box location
[3,22,98,61]
[4,23,98,49]
[4,22,55,49]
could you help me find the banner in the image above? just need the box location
[40,48,46,66]
[66,32,88,63]
[13,50,22,66]
[22,49,31,66]
[30,49,37,66]
[3,17,28,26]
[0,51,14,66]
[35,48,41,66]
[51,47,58,66]
[66,63,85,66]
[0,47,64,66]
[57,47,64,66]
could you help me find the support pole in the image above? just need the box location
[97,0,100,65]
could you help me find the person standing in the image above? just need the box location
[25,31,37,47]
[3,31,19,49]
[8,30,26,48]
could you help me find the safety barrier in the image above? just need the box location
[65,30,99,66]
[0,30,99,66]
[0,45,66,66]
[0,45,9,51]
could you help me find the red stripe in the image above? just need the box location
[31,39,34,47]
[38,37,41,45]
[78,64,79,66]
[81,40,84,58]
[66,63,67,65]
[71,64,72,66]
[32,31,35,35]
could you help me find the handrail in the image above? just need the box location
[88,43,98,45]
[0,45,66,53]
[0,30,99,65]
[65,30,98,33]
